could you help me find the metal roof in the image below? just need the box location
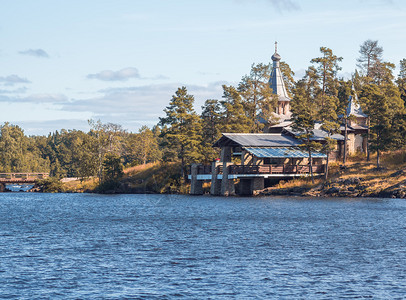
[245,147,327,158]
[283,127,345,141]
[213,133,301,148]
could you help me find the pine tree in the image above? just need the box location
[310,47,342,113]
[159,86,203,180]
[357,40,383,78]
[290,78,321,183]
[237,63,274,132]
[396,59,406,104]
[309,47,342,178]
[360,84,391,168]
[279,61,296,97]
[201,99,222,162]
[220,85,252,133]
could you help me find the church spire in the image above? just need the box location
[346,84,367,118]
[269,42,290,102]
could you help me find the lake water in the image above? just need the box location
[0,193,405,299]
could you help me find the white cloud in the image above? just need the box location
[0,93,68,103]
[87,67,141,81]
[18,49,50,58]
[0,75,30,86]
[62,81,229,127]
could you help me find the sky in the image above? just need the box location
[0,0,405,135]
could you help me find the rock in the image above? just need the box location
[326,187,340,194]
[390,169,406,177]
[348,186,355,192]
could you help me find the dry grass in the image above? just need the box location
[123,162,159,175]
[121,162,186,193]
[62,177,99,193]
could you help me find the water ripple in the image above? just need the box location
[0,194,405,298]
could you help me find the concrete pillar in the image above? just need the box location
[221,162,235,196]
[237,177,264,196]
[239,179,252,195]
[210,161,222,196]
[220,147,232,162]
[251,177,264,192]
[190,163,203,195]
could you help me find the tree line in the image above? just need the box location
[1,39,405,183]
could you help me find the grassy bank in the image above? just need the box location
[55,162,188,194]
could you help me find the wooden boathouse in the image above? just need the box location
[190,133,327,196]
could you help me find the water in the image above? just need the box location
[0,194,405,299]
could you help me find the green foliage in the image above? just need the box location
[200,99,222,162]
[124,126,161,166]
[396,59,406,104]
[0,123,50,173]
[159,86,204,179]
[279,61,296,97]
[36,177,64,193]
[220,85,253,133]
[237,63,276,132]
[291,77,322,183]
[360,82,403,167]
[102,153,124,182]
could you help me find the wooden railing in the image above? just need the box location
[194,164,325,175]
[229,164,325,174]
[0,173,49,182]
[196,165,212,175]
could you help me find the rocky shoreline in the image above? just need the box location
[257,175,406,199]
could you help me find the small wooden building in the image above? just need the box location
[190,133,327,196]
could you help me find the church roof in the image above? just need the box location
[346,93,367,118]
[269,45,290,102]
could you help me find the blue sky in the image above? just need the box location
[0,0,405,135]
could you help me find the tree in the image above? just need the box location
[237,63,275,132]
[159,86,203,180]
[280,61,296,97]
[290,77,321,184]
[310,47,342,112]
[0,123,49,173]
[357,39,383,78]
[396,59,406,104]
[102,153,124,182]
[88,119,125,182]
[360,84,391,168]
[124,126,161,166]
[220,85,252,133]
[200,99,222,162]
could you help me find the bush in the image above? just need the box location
[35,177,64,193]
